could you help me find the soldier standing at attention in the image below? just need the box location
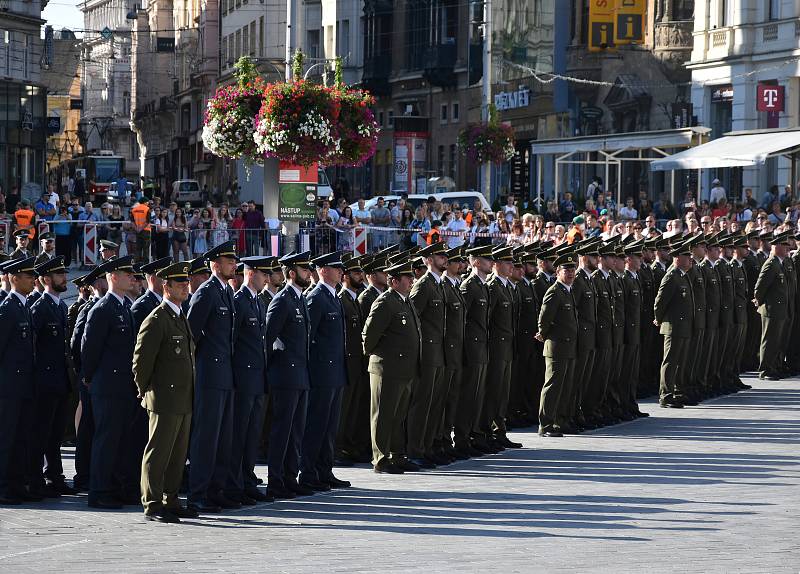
[654,240,694,408]
[454,245,493,456]
[299,252,351,491]
[714,233,736,394]
[531,247,555,416]
[408,241,448,467]
[0,257,37,504]
[584,243,616,427]
[508,246,538,429]
[258,257,283,308]
[134,261,198,523]
[754,231,790,380]
[779,236,796,376]
[182,257,211,315]
[571,239,598,431]
[536,251,579,437]
[638,238,658,397]
[264,251,313,498]
[130,257,173,331]
[622,241,647,418]
[743,231,763,371]
[358,255,387,318]
[186,241,239,513]
[362,260,421,474]
[731,236,752,390]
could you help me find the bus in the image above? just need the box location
[64,151,125,201]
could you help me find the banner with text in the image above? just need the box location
[589,0,616,52]
[278,161,318,221]
[615,0,645,45]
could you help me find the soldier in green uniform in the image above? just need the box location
[754,231,790,380]
[731,236,752,389]
[408,241,448,467]
[654,239,694,408]
[779,238,796,375]
[789,235,800,373]
[743,231,763,371]
[535,251,579,437]
[685,234,708,404]
[362,260,421,474]
[696,235,720,399]
[584,242,616,426]
[715,233,736,393]
[606,242,628,420]
[638,238,658,398]
[622,240,646,417]
[439,247,466,460]
[648,236,671,395]
[358,256,388,318]
[133,261,197,523]
[531,246,556,416]
[508,246,539,429]
[572,239,599,430]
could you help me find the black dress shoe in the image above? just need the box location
[470,440,493,454]
[286,482,315,496]
[538,429,563,438]
[635,411,650,418]
[374,461,403,474]
[244,488,274,502]
[408,457,435,469]
[167,505,199,518]
[497,435,523,448]
[394,459,421,472]
[267,485,297,499]
[486,439,506,453]
[188,500,222,513]
[425,453,448,466]
[237,493,258,505]
[144,509,181,524]
[354,452,373,464]
[49,481,78,495]
[12,489,43,502]
[120,492,142,505]
[299,479,332,492]
[325,475,351,489]
[334,457,355,467]
[0,494,22,505]
[30,485,61,499]
[450,448,470,460]
[208,493,241,509]
[88,496,123,509]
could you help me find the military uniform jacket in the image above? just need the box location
[460,273,490,365]
[639,263,656,327]
[687,264,707,331]
[622,270,642,344]
[81,293,136,397]
[306,283,347,388]
[730,259,748,325]
[591,269,615,350]
[31,293,71,395]
[572,268,596,353]
[265,284,310,389]
[0,293,35,399]
[782,257,796,318]
[610,272,625,347]
[409,271,446,367]
[715,259,734,327]
[756,250,769,267]
[654,268,694,338]
[27,290,42,307]
[187,276,236,391]
[700,260,721,331]
[487,275,515,362]
[358,285,382,319]
[133,301,195,414]
[651,260,668,289]
[131,290,162,332]
[533,271,555,306]
[744,252,760,299]
[754,256,788,318]
[232,286,268,395]
[362,289,421,380]
[70,296,98,377]
[67,296,88,343]
[339,287,365,385]
[514,277,538,357]
[538,281,578,359]
[442,276,465,368]
[10,247,31,259]
[258,288,274,310]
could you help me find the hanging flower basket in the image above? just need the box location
[325,61,379,167]
[253,51,341,167]
[202,57,265,163]
[458,107,516,164]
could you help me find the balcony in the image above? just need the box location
[361,54,392,97]
[692,18,800,66]
[423,43,457,88]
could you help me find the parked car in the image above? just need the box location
[171,180,205,205]
[349,191,491,215]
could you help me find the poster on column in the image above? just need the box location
[278,161,318,221]
[588,0,616,52]
[393,132,430,193]
[615,0,645,45]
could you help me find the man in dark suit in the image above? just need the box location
[225,256,272,505]
[264,251,312,499]
[0,257,37,504]
[299,251,350,491]
[81,255,140,508]
[187,240,239,512]
[29,257,76,497]
[130,256,173,331]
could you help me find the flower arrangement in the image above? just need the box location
[325,59,380,167]
[254,51,341,166]
[202,57,265,163]
[458,105,516,164]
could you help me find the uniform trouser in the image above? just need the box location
[74,384,94,486]
[604,344,625,411]
[454,363,487,447]
[779,314,794,370]
[407,365,443,458]
[621,344,641,412]
[698,329,718,392]
[226,392,266,495]
[28,392,68,488]
[441,365,463,445]
[369,374,412,466]
[128,405,149,495]
[731,323,747,382]
[424,363,454,454]
[300,387,343,483]
[336,371,364,455]
[266,387,307,486]
[510,347,538,419]
[540,356,575,431]
[639,322,654,394]
[650,330,665,391]
[531,344,546,414]
[0,397,28,497]
[188,387,234,503]
[686,329,705,393]
[659,335,690,401]
[745,307,762,370]
[709,324,729,390]
[89,394,138,499]
[572,347,595,422]
[484,357,513,435]
[759,315,786,376]
[583,347,611,418]
[141,411,191,514]
[723,323,743,384]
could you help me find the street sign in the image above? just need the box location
[616,0,645,45]
[83,224,97,265]
[581,106,604,120]
[156,37,175,52]
[46,116,61,134]
[589,0,616,52]
[100,26,113,40]
[757,84,785,112]
[70,99,83,110]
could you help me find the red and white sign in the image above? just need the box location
[757,84,785,112]
[353,226,368,255]
[278,161,318,184]
[83,224,97,265]
[37,222,50,239]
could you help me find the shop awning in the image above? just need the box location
[650,128,800,171]
[530,127,709,156]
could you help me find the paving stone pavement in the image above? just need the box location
[1,373,799,573]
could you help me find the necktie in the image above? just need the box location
[123,298,134,329]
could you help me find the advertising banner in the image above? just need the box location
[278,161,318,221]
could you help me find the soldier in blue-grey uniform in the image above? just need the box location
[225,256,273,505]
[182,257,212,316]
[130,256,173,331]
[186,240,239,513]
[0,257,37,504]
[81,255,140,509]
[29,256,76,497]
[264,251,312,499]
[299,251,351,491]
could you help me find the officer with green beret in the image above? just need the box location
[134,261,197,523]
[754,231,790,380]
[654,240,694,407]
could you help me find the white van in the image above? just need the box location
[171,180,205,205]
[349,191,491,214]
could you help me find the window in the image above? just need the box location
[307,29,320,59]
[249,22,256,55]
[235,29,241,60]
[768,0,780,20]
[388,110,394,128]
[451,102,459,122]
[437,145,445,174]
[378,110,384,127]
[259,17,265,57]
[449,144,457,178]
[123,91,130,116]
[326,25,334,58]
[224,35,230,66]
[235,0,241,9]
[440,103,448,123]
[23,34,30,78]
[242,25,249,58]
[338,19,350,57]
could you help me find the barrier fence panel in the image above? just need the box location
[83,223,98,265]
